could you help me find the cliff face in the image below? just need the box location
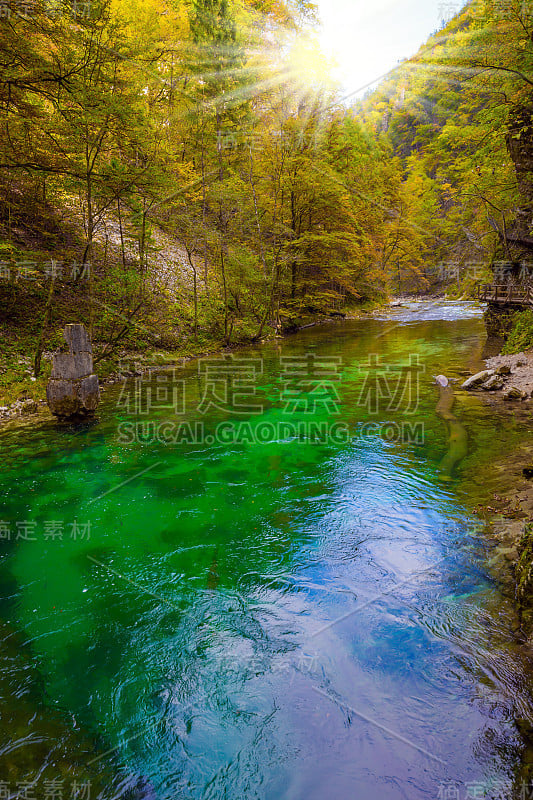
[506,106,533,256]
[507,106,533,200]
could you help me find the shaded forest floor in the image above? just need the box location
[0,196,383,411]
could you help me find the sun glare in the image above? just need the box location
[284,34,338,92]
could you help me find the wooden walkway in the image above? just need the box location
[478,284,533,306]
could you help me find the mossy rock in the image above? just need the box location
[515,522,533,631]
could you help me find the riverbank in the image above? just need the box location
[461,351,533,400]
[459,350,533,640]
[0,302,387,426]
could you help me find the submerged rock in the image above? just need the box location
[434,374,468,479]
[46,324,100,418]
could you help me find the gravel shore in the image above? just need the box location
[461,351,533,400]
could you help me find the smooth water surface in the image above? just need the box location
[2,301,533,799]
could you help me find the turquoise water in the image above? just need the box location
[1,301,532,799]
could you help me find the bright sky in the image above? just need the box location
[315,0,467,99]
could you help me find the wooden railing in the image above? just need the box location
[478,284,533,306]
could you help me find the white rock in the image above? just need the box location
[461,370,494,390]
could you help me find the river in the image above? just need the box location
[1,300,533,800]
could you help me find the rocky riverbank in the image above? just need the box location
[0,304,387,426]
[460,351,533,640]
[486,352,533,395]
[0,396,45,422]
[461,351,533,400]
[0,360,188,425]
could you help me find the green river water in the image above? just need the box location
[2,301,533,800]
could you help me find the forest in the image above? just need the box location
[4,3,533,796]
[0,0,531,398]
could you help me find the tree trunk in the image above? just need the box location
[220,244,229,344]
[186,247,199,338]
[85,171,94,338]
[117,198,127,275]
[34,274,56,378]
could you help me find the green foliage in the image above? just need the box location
[3,0,532,394]
[360,0,531,290]
[0,0,401,386]
[502,310,533,354]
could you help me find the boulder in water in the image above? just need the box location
[434,375,449,388]
[481,375,504,391]
[461,369,494,390]
[503,386,528,401]
[46,324,99,418]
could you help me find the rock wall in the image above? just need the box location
[483,303,522,338]
[46,324,100,418]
